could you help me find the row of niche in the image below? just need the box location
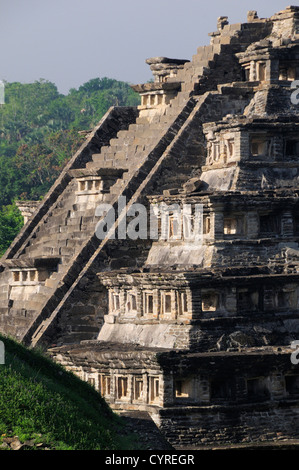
[144,209,298,240]
[11,268,50,285]
[176,373,299,404]
[107,282,299,318]
[108,288,191,318]
[216,210,296,238]
[241,59,299,83]
[84,370,299,406]
[199,284,299,314]
[86,372,161,405]
[13,207,295,253]
[205,132,299,166]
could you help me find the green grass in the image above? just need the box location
[0,334,138,450]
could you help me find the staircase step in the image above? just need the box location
[45,277,59,289]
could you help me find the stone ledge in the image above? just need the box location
[68,168,128,178]
[1,257,61,269]
[131,82,181,94]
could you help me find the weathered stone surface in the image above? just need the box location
[2,6,299,450]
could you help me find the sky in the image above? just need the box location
[0,0,294,95]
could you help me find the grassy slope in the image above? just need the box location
[0,334,138,450]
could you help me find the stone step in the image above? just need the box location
[28,238,82,257]
[64,230,92,240]
[66,217,84,227]
[45,277,59,289]
[12,298,47,310]
[24,239,61,254]
[8,313,36,327]
[54,246,75,257]
[24,309,40,319]
[109,134,136,146]
[37,284,55,296]
[34,224,64,236]
[25,246,55,257]
[63,239,86,249]
[87,121,171,172]
[0,293,8,305]
[1,77,204,344]
[0,284,10,295]
[85,160,115,170]
[44,203,73,217]
[103,152,126,162]
[48,270,64,281]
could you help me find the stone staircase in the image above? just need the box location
[0,16,272,346]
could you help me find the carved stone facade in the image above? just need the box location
[2,7,299,449]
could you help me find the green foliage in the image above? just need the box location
[0,334,138,450]
[0,77,140,252]
[0,203,23,257]
[66,77,140,131]
[11,129,86,202]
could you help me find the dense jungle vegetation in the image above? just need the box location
[0,78,140,256]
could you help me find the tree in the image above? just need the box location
[0,203,23,256]
[0,76,141,251]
